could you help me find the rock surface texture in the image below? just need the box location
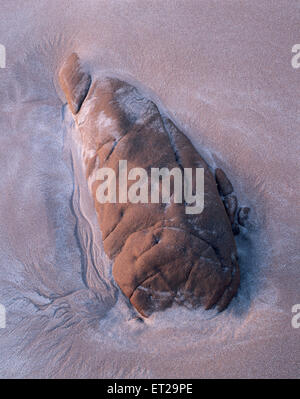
[59,53,246,317]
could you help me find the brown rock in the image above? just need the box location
[59,53,240,317]
[215,168,234,197]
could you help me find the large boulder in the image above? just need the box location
[59,53,240,317]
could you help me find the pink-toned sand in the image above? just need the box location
[0,0,299,378]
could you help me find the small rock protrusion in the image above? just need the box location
[232,223,240,236]
[215,168,234,197]
[238,207,251,227]
[59,53,91,115]
[224,195,238,224]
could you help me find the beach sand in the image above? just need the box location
[0,0,299,378]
